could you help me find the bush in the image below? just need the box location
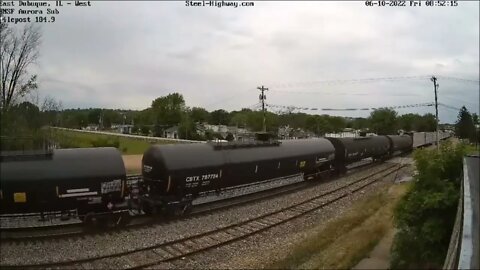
[90,137,120,148]
[390,142,465,269]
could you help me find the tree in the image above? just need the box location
[397,113,417,131]
[209,109,230,125]
[229,111,248,127]
[178,109,198,140]
[328,116,346,133]
[225,132,234,141]
[369,108,398,135]
[351,117,369,130]
[88,108,102,124]
[140,125,150,136]
[455,106,475,142]
[415,113,436,132]
[41,95,63,112]
[1,23,41,111]
[473,113,479,126]
[151,93,185,126]
[190,107,210,123]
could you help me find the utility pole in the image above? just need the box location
[431,76,439,150]
[257,85,269,132]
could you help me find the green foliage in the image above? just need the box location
[209,109,230,125]
[416,113,437,132]
[369,108,398,135]
[50,129,167,154]
[178,114,196,140]
[391,142,465,269]
[0,102,47,150]
[473,113,479,126]
[131,125,139,134]
[90,137,120,148]
[151,93,185,126]
[455,106,476,142]
[140,125,150,136]
[305,115,332,135]
[397,113,417,131]
[190,107,210,123]
[398,113,437,132]
[351,117,369,130]
[225,132,234,141]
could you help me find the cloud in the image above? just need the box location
[27,1,479,123]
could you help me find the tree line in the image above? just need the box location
[5,92,477,139]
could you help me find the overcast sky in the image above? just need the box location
[27,1,479,123]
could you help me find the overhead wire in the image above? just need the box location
[436,75,480,84]
[438,103,462,111]
[265,102,435,112]
[267,75,431,89]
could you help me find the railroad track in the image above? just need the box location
[1,163,405,269]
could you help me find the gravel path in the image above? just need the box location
[0,163,399,266]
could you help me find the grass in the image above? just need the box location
[465,143,480,155]
[50,129,175,154]
[266,183,412,269]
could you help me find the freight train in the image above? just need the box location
[0,131,451,224]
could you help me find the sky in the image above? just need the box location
[21,0,479,123]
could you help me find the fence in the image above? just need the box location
[443,155,479,269]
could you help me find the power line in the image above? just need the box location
[265,102,435,112]
[438,103,461,111]
[436,75,480,84]
[268,75,430,88]
[266,89,423,97]
[441,94,479,107]
[247,102,262,110]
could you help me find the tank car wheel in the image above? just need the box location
[114,212,131,226]
[82,212,99,227]
[101,213,130,228]
[142,202,157,215]
[165,202,191,217]
[181,201,192,215]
